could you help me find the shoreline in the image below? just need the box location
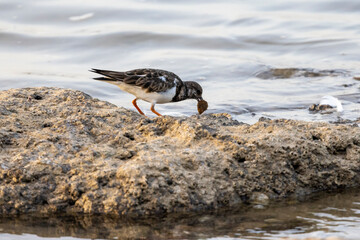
[1,87,360,216]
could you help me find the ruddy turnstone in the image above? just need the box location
[90,68,208,116]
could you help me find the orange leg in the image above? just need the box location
[132,98,145,115]
[150,104,162,116]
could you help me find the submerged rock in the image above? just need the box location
[280,238,343,240]
[256,67,347,79]
[309,95,343,113]
[0,87,360,216]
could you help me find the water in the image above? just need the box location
[1,189,360,240]
[1,0,360,239]
[1,0,360,123]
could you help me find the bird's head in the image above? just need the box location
[185,81,203,102]
[184,81,208,114]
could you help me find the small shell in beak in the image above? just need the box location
[197,100,208,114]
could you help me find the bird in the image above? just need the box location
[90,68,207,116]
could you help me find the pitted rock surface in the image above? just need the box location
[0,87,360,216]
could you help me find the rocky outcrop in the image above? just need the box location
[0,87,359,216]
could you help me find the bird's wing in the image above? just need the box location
[91,68,179,92]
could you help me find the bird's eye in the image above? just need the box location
[197,90,201,95]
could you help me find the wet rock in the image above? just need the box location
[280,238,343,240]
[249,192,269,205]
[309,96,343,113]
[256,67,347,79]
[0,87,360,216]
[309,103,334,112]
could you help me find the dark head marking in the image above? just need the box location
[184,81,203,101]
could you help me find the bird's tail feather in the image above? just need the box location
[93,77,110,81]
[90,68,125,81]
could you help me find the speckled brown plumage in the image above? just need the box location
[91,68,179,93]
[91,68,207,116]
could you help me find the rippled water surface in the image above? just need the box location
[1,189,360,240]
[1,0,360,239]
[1,0,359,123]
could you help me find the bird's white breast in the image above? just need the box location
[115,82,176,104]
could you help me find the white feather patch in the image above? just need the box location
[115,82,176,104]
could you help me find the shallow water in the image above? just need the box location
[1,189,360,240]
[1,0,359,123]
[1,1,360,239]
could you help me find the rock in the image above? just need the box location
[0,87,360,216]
[256,68,347,79]
[279,238,343,240]
[249,192,269,205]
[309,96,343,113]
[309,103,334,112]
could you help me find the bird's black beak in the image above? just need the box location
[197,97,203,102]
